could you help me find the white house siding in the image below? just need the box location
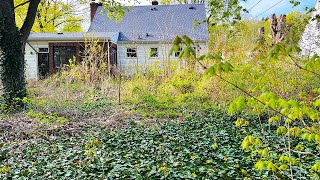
[117,41,208,74]
[22,40,208,79]
[0,42,44,81]
[25,42,49,80]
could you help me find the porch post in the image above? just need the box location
[107,40,111,77]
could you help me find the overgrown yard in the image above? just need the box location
[1,60,319,179]
[1,108,318,179]
[1,16,320,179]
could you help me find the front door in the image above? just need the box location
[38,52,49,79]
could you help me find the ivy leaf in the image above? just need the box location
[314,99,320,108]
[214,54,223,62]
[181,35,194,46]
[267,161,277,172]
[205,66,216,76]
[197,55,206,61]
[206,54,216,60]
[172,36,182,45]
[215,63,223,73]
[254,160,265,170]
[169,44,180,56]
[222,62,234,72]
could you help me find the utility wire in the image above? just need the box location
[240,0,263,18]
[247,0,264,12]
[254,0,285,18]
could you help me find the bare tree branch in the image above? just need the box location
[20,0,41,42]
[14,1,30,9]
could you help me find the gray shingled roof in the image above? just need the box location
[88,4,208,42]
[27,32,119,42]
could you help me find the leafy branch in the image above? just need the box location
[268,43,320,79]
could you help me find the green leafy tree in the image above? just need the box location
[160,0,244,26]
[286,11,310,44]
[62,16,83,32]
[14,0,84,32]
[206,0,243,26]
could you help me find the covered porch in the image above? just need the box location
[25,32,119,80]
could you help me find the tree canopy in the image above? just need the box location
[14,0,84,32]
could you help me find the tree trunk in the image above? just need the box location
[0,31,27,103]
[270,14,277,42]
[258,27,265,42]
[0,1,26,104]
[0,0,40,106]
[275,14,287,43]
[269,14,287,45]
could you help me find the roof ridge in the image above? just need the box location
[98,3,205,9]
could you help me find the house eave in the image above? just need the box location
[117,40,208,44]
[27,38,111,42]
[27,32,119,43]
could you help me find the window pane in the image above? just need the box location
[150,48,158,58]
[39,48,48,53]
[54,47,61,68]
[60,47,66,66]
[54,46,77,68]
[126,48,137,57]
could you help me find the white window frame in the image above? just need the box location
[149,47,158,58]
[126,47,137,58]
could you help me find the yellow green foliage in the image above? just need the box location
[14,0,83,32]
[235,118,250,127]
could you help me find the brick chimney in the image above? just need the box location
[151,0,159,5]
[90,0,100,22]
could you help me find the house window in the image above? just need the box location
[149,48,158,58]
[54,46,76,68]
[175,47,183,57]
[126,48,137,58]
[39,48,49,53]
[193,46,197,52]
[193,46,199,57]
[79,45,86,59]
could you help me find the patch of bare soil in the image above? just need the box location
[0,104,140,144]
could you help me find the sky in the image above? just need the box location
[240,0,317,19]
[81,0,318,30]
[134,0,318,19]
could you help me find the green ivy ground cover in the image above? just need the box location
[0,110,318,179]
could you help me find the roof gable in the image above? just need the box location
[88,4,208,42]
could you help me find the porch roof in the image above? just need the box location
[27,32,120,43]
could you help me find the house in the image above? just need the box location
[24,1,208,80]
[25,32,118,79]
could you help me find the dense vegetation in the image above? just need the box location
[1,110,318,179]
[1,11,320,179]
